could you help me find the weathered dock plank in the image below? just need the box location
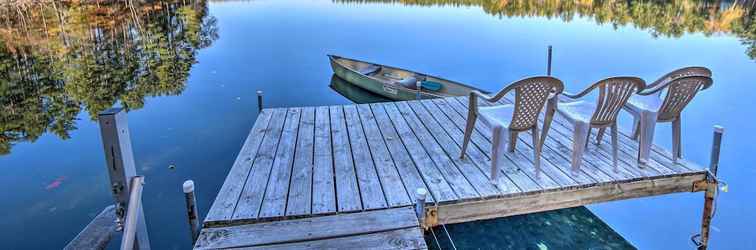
[357,104,413,207]
[344,105,389,210]
[312,106,337,214]
[286,107,315,216]
[204,110,272,224]
[373,102,458,203]
[259,108,301,218]
[387,102,480,200]
[404,101,501,198]
[422,99,521,195]
[231,108,287,221]
[436,172,705,225]
[442,97,544,192]
[370,103,444,203]
[330,105,363,212]
[195,206,425,249]
[243,227,427,250]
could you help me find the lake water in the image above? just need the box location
[1,0,754,249]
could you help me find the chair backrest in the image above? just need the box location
[509,76,564,131]
[590,77,645,126]
[648,66,712,91]
[657,76,713,121]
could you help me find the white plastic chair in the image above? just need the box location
[621,67,713,164]
[556,77,645,173]
[460,76,564,180]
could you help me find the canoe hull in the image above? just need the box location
[329,58,429,101]
[329,74,391,104]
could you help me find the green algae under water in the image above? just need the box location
[427,207,635,250]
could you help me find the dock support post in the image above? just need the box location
[183,180,201,245]
[257,90,264,112]
[697,125,724,250]
[98,108,151,250]
[547,45,552,76]
[415,188,428,228]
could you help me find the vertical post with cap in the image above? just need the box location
[697,125,724,250]
[183,180,200,245]
[547,45,553,76]
[415,188,428,228]
[257,90,264,112]
[98,108,150,250]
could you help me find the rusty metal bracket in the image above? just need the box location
[693,170,720,192]
[692,180,709,192]
[424,207,438,229]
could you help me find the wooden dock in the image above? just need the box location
[195,96,712,249]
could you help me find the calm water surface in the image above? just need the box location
[1,0,754,249]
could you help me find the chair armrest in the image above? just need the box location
[559,91,582,102]
[561,82,598,100]
[470,90,497,103]
[637,83,667,96]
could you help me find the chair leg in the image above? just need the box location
[541,99,556,153]
[596,128,606,145]
[611,122,619,173]
[490,126,503,180]
[585,127,592,148]
[531,126,541,179]
[672,117,682,162]
[631,113,641,140]
[572,122,590,174]
[638,111,658,165]
[508,131,517,153]
[460,110,477,159]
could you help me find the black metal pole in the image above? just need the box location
[256,90,263,112]
[709,125,724,175]
[547,45,553,76]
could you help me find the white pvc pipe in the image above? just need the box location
[121,176,145,250]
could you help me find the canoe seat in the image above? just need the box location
[396,76,418,89]
[420,80,443,91]
[359,65,381,76]
[396,77,444,92]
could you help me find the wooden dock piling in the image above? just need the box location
[415,188,428,229]
[183,180,201,244]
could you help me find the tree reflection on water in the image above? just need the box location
[338,0,756,59]
[0,0,218,155]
